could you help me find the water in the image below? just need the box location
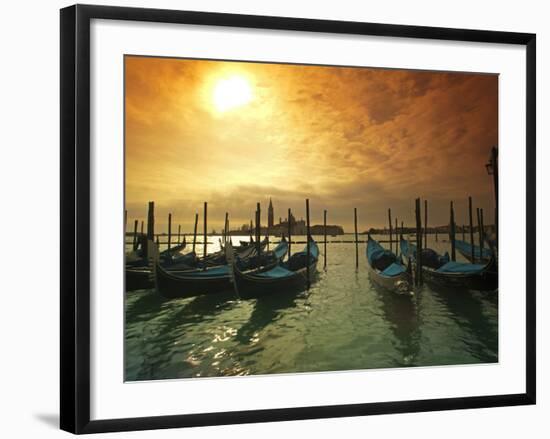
[125,234,498,381]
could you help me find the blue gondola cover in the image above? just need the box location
[381,263,406,276]
[254,265,295,279]
[455,239,492,259]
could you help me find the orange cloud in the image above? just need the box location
[125,56,497,232]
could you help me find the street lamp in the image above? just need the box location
[486,146,498,245]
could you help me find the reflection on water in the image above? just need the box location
[125,235,498,381]
[372,280,421,367]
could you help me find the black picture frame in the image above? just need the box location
[60,4,536,434]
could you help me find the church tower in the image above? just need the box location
[268,198,274,231]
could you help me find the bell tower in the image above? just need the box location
[268,198,274,231]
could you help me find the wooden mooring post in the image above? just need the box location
[462,224,465,241]
[147,202,154,241]
[480,208,485,249]
[415,198,423,286]
[495,206,498,246]
[145,201,155,258]
[224,212,229,245]
[265,206,269,250]
[477,207,484,257]
[306,199,311,289]
[203,202,207,259]
[256,203,261,256]
[388,208,393,254]
[132,219,139,251]
[450,201,456,261]
[468,196,475,263]
[192,213,198,253]
[424,199,428,248]
[177,224,181,244]
[140,220,144,236]
[288,208,292,258]
[167,213,172,250]
[354,207,359,269]
[395,217,398,251]
[323,209,327,269]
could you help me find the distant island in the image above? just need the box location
[365,224,495,235]
[228,198,344,236]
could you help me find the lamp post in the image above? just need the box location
[485,146,498,244]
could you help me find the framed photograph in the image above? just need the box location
[60,4,536,434]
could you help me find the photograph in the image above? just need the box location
[123,55,499,382]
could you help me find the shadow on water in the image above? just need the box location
[236,268,321,338]
[369,278,421,367]
[178,290,239,321]
[126,288,237,322]
[235,289,300,344]
[125,288,166,317]
[429,285,498,362]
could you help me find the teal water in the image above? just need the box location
[125,234,498,381]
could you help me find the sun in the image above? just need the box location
[212,76,253,112]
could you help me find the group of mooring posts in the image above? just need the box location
[236,198,315,289]
[376,207,407,258]
[124,201,226,262]
[382,195,490,287]
[126,193,490,291]
[125,201,203,259]
[127,198,320,289]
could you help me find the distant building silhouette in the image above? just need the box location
[227,199,344,236]
[268,198,274,231]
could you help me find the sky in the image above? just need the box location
[125,56,498,233]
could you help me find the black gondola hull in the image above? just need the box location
[456,249,492,265]
[155,267,233,300]
[367,263,412,295]
[125,258,198,292]
[421,257,498,292]
[126,268,154,291]
[151,238,284,299]
[125,240,269,293]
[234,263,317,300]
[400,238,497,292]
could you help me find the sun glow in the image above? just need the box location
[212,76,253,112]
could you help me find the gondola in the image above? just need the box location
[239,237,255,247]
[400,239,497,291]
[126,235,187,268]
[454,239,493,264]
[231,238,319,300]
[125,237,192,291]
[161,237,187,256]
[125,256,197,292]
[154,238,288,299]
[366,235,412,295]
[125,237,269,292]
[210,237,269,266]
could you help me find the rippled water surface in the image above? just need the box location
[125,234,498,381]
